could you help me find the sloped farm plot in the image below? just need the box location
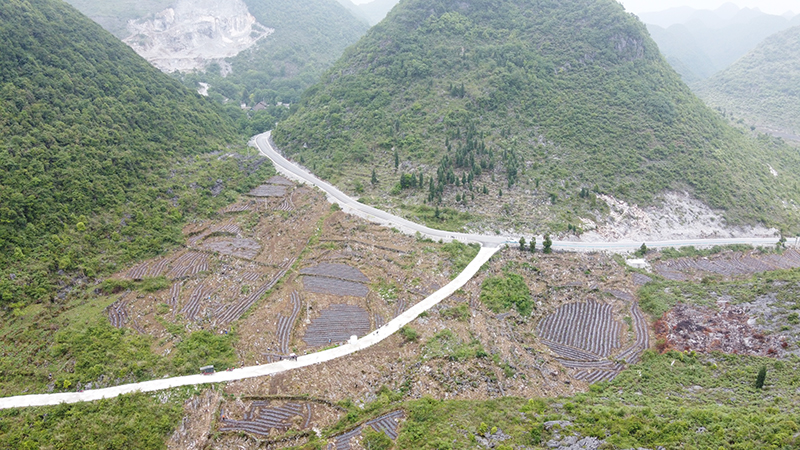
[538,300,649,383]
[302,304,371,347]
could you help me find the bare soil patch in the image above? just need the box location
[656,303,789,357]
[201,237,261,260]
[247,185,287,197]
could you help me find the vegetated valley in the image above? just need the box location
[2,0,800,449]
[696,25,800,143]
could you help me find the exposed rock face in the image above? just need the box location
[124,0,273,73]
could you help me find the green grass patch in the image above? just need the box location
[400,326,420,343]
[423,330,486,361]
[351,351,800,449]
[440,303,471,322]
[479,273,533,316]
[398,203,474,232]
[0,297,239,396]
[440,241,480,276]
[658,244,757,260]
[0,390,187,449]
[638,268,800,317]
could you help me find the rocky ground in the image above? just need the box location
[646,248,800,358]
[580,191,778,242]
[124,0,272,72]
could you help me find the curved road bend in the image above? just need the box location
[0,133,785,409]
[252,132,781,252]
[0,247,499,409]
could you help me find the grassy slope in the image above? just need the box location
[177,0,370,138]
[378,351,800,449]
[274,0,800,233]
[696,26,800,137]
[0,390,193,449]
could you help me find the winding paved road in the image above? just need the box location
[0,131,786,409]
[252,132,782,252]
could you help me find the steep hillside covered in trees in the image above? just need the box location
[274,0,800,233]
[696,26,800,141]
[0,0,270,306]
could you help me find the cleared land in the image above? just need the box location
[653,249,800,281]
[302,304,371,347]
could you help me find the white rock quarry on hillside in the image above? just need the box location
[579,191,778,242]
[124,0,273,73]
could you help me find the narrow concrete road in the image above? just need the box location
[252,132,781,252]
[1,132,787,409]
[0,247,499,409]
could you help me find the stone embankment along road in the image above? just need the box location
[253,132,783,253]
[0,247,498,409]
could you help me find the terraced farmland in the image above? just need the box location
[538,300,649,383]
[106,296,130,328]
[303,304,371,347]
[275,192,295,211]
[276,291,303,354]
[302,277,369,297]
[538,301,622,358]
[126,257,169,280]
[654,249,800,280]
[186,220,241,247]
[219,201,254,214]
[166,251,209,279]
[617,302,650,364]
[300,263,370,297]
[214,262,294,327]
[300,263,369,283]
[330,410,404,449]
[219,401,311,437]
[201,238,261,260]
[168,282,181,314]
[632,273,653,286]
[179,283,216,322]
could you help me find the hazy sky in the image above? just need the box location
[349,0,796,16]
[618,0,796,15]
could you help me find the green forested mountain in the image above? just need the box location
[62,0,370,135]
[0,0,269,306]
[696,26,800,140]
[274,0,800,232]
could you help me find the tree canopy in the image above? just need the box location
[0,0,268,306]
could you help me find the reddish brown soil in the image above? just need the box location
[655,303,788,357]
